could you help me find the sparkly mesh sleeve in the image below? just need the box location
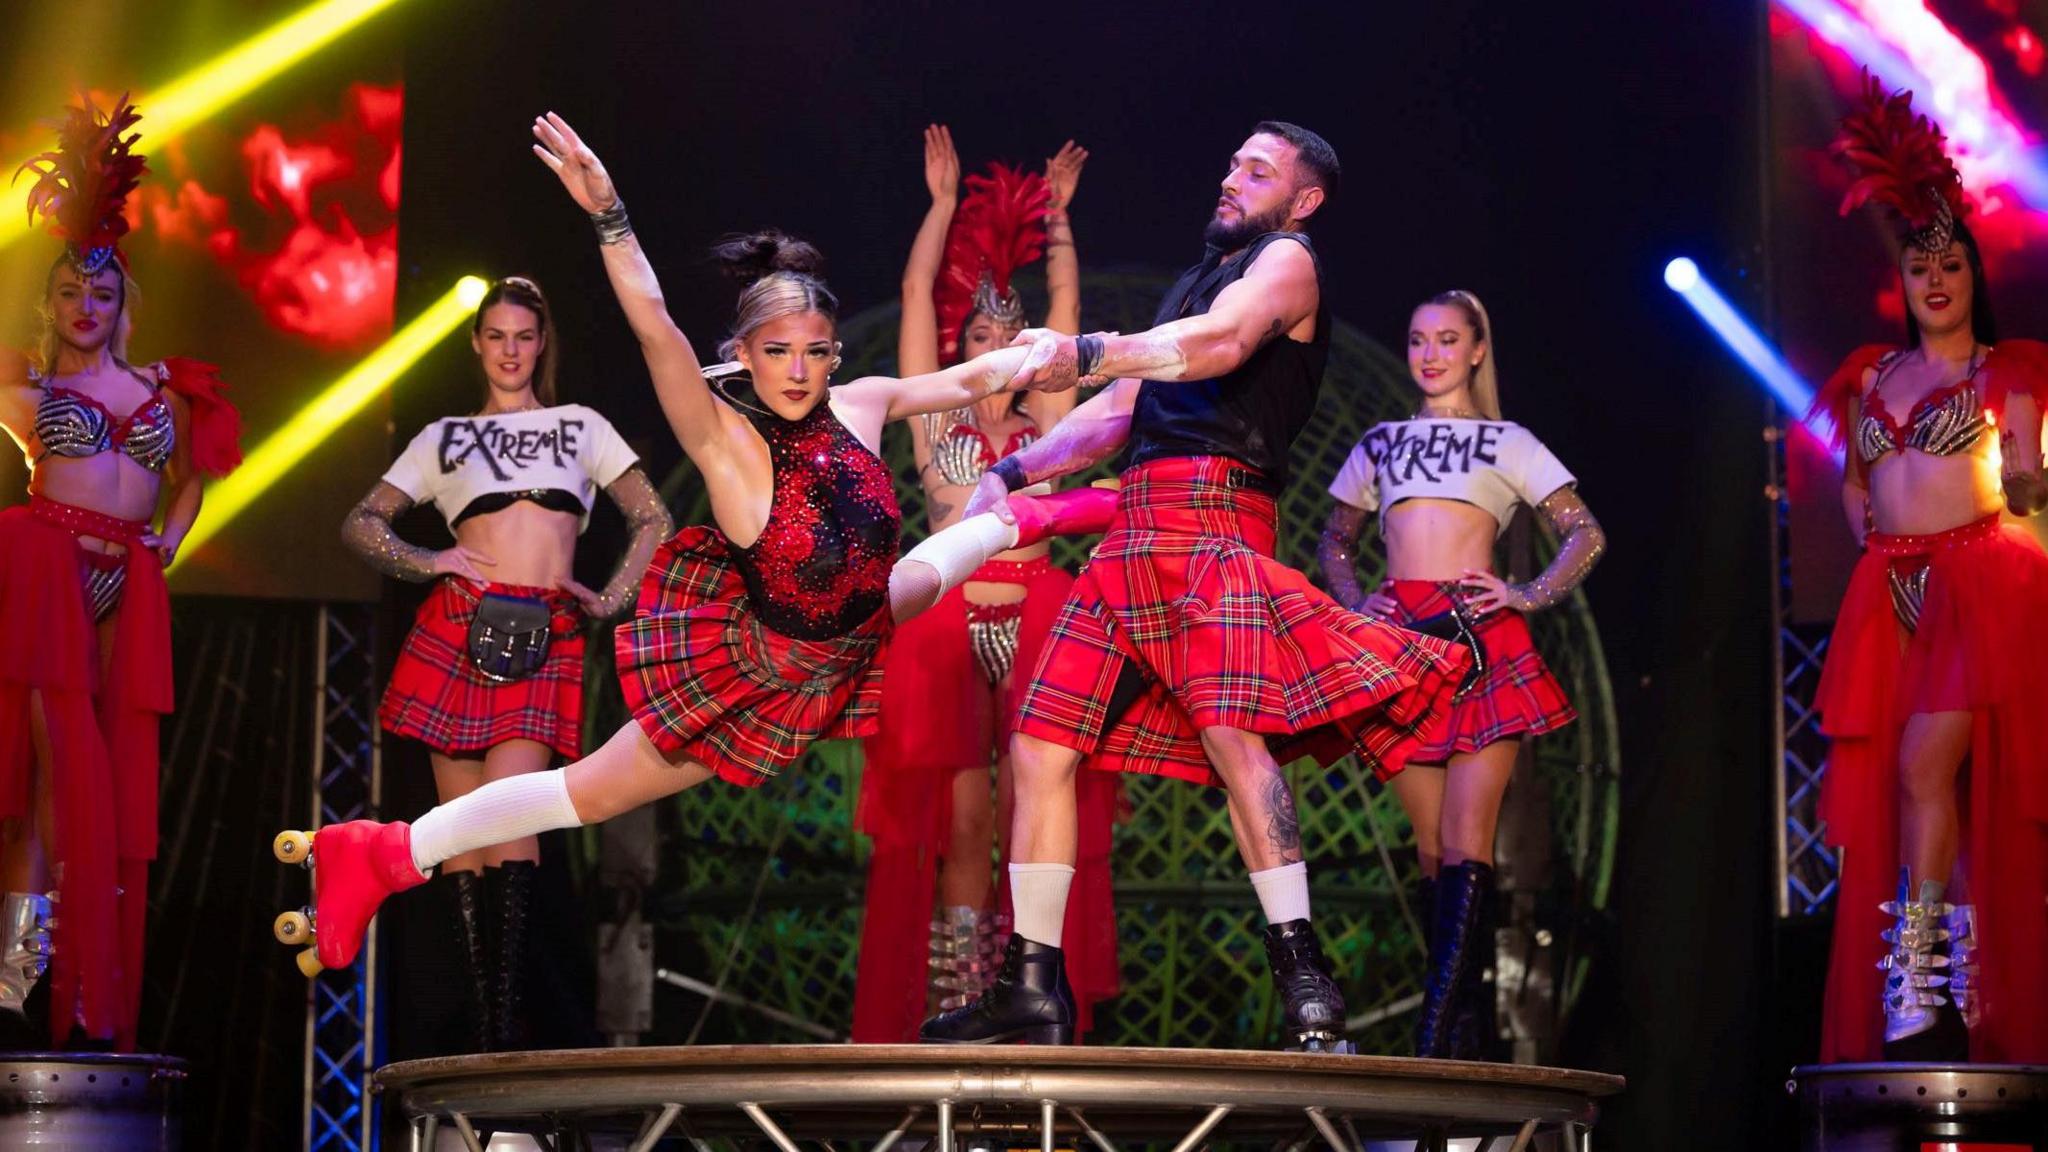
[341,482,439,583]
[1508,487,1606,612]
[593,468,673,618]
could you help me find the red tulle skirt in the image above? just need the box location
[379,578,585,760]
[1817,515,2048,1061]
[852,557,1122,1042]
[615,528,892,787]
[0,497,171,1048]
[1383,580,1576,762]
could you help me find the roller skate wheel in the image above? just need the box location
[274,831,312,865]
[295,947,324,978]
[273,910,311,945]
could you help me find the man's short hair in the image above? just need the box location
[1252,120,1340,208]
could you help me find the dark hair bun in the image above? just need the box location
[708,230,825,282]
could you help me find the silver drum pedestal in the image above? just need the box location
[377,1045,1624,1152]
[0,1052,188,1150]
[1789,1064,2048,1152]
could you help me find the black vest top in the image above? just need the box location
[1124,232,1330,488]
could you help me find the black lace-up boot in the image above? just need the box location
[918,934,1074,1045]
[1263,918,1354,1054]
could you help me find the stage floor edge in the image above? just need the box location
[376,1044,1624,1150]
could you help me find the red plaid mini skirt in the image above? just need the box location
[1013,456,1468,786]
[1384,580,1575,762]
[616,527,892,787]
[380,578,585,760]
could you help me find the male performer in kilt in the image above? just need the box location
[918,122,1467,1051]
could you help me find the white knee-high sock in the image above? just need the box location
[1009,863,1076,947]
[1250,861,1311,925]
[900,513,1020,591]
[408,771,582,875]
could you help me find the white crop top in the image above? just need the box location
[381,404,639,533]
[1327,418,1575,538]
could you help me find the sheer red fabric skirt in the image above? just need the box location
[852,558,1121,1042]
[1817,515,2048,1060]
[0,497,170,1048]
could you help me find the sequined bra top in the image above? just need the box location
[923,410,1038,487]
[1856,353,1989,466]
[732,402,902,641]
[32,369,176,473]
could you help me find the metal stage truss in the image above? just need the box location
[378,1045,1625,1152]
[308,603,384,1152]
[1769,425,1841,920]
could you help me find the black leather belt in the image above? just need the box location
[1225,466,1278,494]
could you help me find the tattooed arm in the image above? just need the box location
[959,380,1138,520]
[1003,237,1320,393]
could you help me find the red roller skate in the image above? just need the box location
[271,821,428,977]
[1009,485,1117,550]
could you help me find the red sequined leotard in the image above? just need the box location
[732,401,902,641]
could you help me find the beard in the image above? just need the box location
[1203,200,1293,252]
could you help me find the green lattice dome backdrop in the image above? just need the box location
[572,268,1618,1058]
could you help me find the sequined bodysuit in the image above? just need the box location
[733,402,901,642]
[1856,354,1989,466]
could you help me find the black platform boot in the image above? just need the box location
[1415,860,1492,1058]
[918,935,1074,1045]
[447,870,493,1053]
[1447,872,1500,1060]
[1263,919,1354,1054]
[488,861,537,1052]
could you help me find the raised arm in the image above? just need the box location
[1025,140,1089,431]
[531,113,735,470]
[1040,140,1086,337]
[1004,237,1320,394]
[898,125,959,380]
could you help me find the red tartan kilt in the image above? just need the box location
[1013,457,1468,785]
[616,527,891,787]
[380,578,585,760]
[1384,580,1575,761]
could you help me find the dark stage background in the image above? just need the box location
[385,2,1774,1149]
[3,1,1794,1148]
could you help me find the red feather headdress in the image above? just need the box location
[933,163,1049,363]
[16,94,148,275]
[1830,70,1967,253]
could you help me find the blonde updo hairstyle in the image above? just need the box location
[710,231,840,371]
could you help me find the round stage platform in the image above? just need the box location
[376,1044,1623,1151]
[1788,1063,2048,1152]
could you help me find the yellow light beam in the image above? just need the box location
[174,275,488,563]
[2,0,407,250]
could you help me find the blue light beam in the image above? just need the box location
[1664,257,1821,429]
